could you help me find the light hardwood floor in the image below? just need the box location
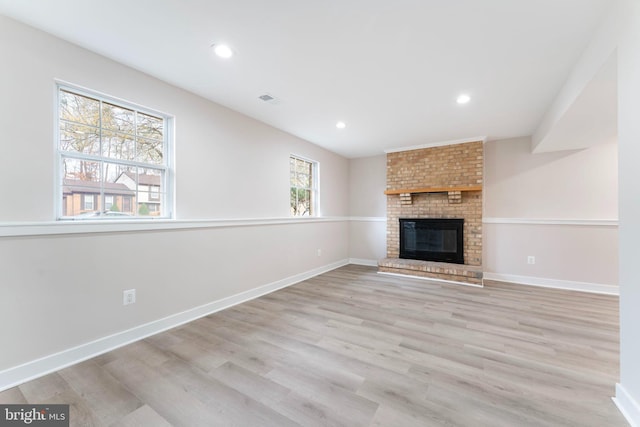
[0,265,627,426]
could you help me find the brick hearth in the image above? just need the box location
[378,258,483,286]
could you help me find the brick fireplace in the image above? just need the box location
[378,140,483,285]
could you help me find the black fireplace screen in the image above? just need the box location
[399,218,464,264]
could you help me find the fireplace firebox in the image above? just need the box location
[399,218,464,264]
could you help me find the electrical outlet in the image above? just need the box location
[527,256,536,265]
[123,289,136,305]
[317,248,322,257]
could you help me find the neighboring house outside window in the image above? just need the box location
[63,180,135,216]
[57,84,172,219]
[115,171,162,216]
[290,155,319,216]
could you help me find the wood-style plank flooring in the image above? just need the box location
[0,265,627,426]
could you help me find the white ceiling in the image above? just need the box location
[0,0,613,158]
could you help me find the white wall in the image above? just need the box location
[348,155,387,218]
[0,15,350,377]
[485,137,617,219]
[348,155,387,263]
[617,0,640,423]
[483,137,618,288]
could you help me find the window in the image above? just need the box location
[57,85,172,219]
[150,185,160,200]
[83,194,95,211]
[290,155,318,216]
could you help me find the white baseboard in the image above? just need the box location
[348,258,379,267]
[0,259,350,393]
[483,272,618,295]
[614,383,640,427]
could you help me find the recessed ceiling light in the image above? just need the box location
[457,94,471,104]
[336,121,346,129]
[212,44,233,58]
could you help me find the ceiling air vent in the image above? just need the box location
[258,93,279,104]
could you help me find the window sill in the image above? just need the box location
[0,217,350,238]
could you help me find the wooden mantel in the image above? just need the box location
[384,185,482,195]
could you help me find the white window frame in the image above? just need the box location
[55,82,174,220]
[290,154,320,217]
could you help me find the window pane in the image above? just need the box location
[59,122,100,155]
[136,137,163,164]
[291,191,298,215]
[60,90,100,127]
[103,164,137,217]
[297,172,310,188]
[136,169,163,216]
[290,187,311,216]
[109,168,164,217]
[62,161,165,218]
[290,187,298,215]
[298,189,311,216]
[296,158,311,175]
[103,162,135,185]
[103,103,135,135]
[62,158,101,217]
[137,112,163,141]
[102,130,135,161]
[62,158,100,183]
